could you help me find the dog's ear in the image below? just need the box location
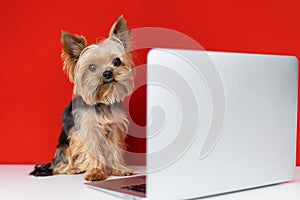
[61,31,87,82]
[109,15,131,49]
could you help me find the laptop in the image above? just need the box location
[86,49,298,200]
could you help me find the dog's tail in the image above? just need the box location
[29,163,53,176]
[30,99,74,177]
[29,144,69,176]
[29,131,68,177]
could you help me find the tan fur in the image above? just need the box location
[54,16,134,181]
[71,104,130,173]
[52,145,74,175]
[74,39,134,105]
[52,106,132,180]
[61,32,87,82]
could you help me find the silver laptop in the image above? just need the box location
[86,49,298,200]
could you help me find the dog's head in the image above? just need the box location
[61,16,134,105]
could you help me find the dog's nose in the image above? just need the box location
[102,70,114,82]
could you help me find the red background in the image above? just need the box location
[0,0,299,165]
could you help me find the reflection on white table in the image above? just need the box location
[0,165,299,200]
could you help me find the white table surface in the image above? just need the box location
[0,165,299,200]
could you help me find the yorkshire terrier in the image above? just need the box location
[30,16,135,181]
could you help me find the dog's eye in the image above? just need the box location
[89,64,97,72]
[112,57,122,67]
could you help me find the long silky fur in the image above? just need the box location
[30,16,134,181]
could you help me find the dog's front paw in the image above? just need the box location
[85,168,107,181]
[112,168,133,176]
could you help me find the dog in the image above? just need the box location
[30,16,135,181]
